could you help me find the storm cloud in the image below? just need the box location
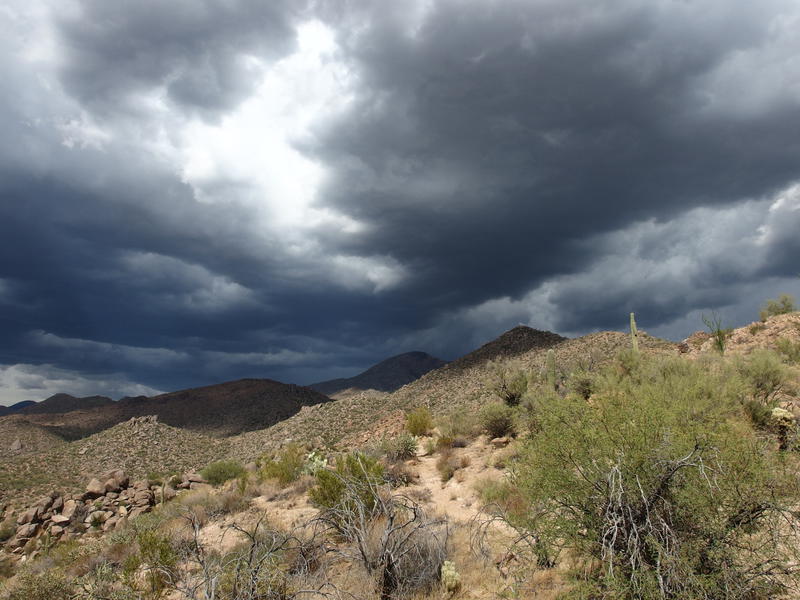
[0,0,798,403]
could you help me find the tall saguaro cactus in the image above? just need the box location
[630,312,639,354]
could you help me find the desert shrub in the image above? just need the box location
[512,355,800,599]
[405,406,433,436]
[4,570,73,600]
[384,462,416,487]
[487,361,528,406]
[316,472,448,599]
[436,449,458,482]
[760,293,796,321]
[777,337,800,363]
[0,517,15,543]
[260,444,306,486]
[479,402,516,439]
[702,312,732,354]
[309,452,384,512]
[737,349,788,404]
[566,369,595,400]
[749,322,767,335]
[437,411,478,441]
[200,460,245,486]
[380,433,418,462]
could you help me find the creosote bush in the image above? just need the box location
[200,459,245,486]
[511,354,800,599]
[479,402,516,439]
[405,406,433,436]
[260,443,306,486]
[760,293,796,321]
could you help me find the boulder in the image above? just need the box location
[85,478,105,498]
[15,523,38,539]
[9,438,22,452]
[61,499,78,520]
[490,436,511,448]
[103,479,121,494]
[51,496,64,512]
[50,525,64,536]
[133,489,153,505]
[51,514,70,525]
[186,472,207,484]
[16,507,41,526]
[103,469,129,489]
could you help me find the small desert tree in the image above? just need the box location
[760,293,796,321]
[511,355,800,599]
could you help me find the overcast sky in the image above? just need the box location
[1,0,799,404]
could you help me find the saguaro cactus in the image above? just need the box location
[630,312,639,354]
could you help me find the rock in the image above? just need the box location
[104,469,129,489]
[9,438,22,452]
[490,436,510,448]
[51,514,70,525]
[118,505,128,517]
[16,507,41,526]
[103,479,121,494]
[51,496,64,512]
[61,499,78,520]
[132,480,149,491]
[161,486,177,502]
[85,510,112,525]
[186,472,207,484]
[102,517,119,532]
[189,482,212,492]
[85,478,105,498]
[244,462,258,473]
[133,490,153,505]
[50,525,64,536]
[128,505,151,519]
[15,523,38,539]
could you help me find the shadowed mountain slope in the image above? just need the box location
[310,351,447,396]
[20,394,115,415]
[4,379,332,441]
[0,400,35,417]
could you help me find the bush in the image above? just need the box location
[380,433,418,462]
[437,412,478,440]
[702,312,732,354]
[777,337,800,363]
[479,402,516,439]
[512,355,800,598]
[200,460,245,486]
[309,452,384,513]
[760,293,796,321]
[405,406,433,436]
[4,570,74,600]
[737,349,788,404]
[260,444,306,486]
[487,361,528,406]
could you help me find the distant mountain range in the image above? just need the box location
[309,351,447,396]
[0,400,36,417]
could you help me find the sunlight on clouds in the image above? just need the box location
[179,20,357,229]
[0,363,162,405]
[329,254,409,293]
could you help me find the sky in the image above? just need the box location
[1,0,799,404]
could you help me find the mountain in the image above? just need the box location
[3,379,332,440]
[0,400,36,417]
[310,351,447,396]
[20,394,115,415]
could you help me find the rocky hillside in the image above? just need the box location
[310,351,447,396]
[0,416,227,509]
[5,378,332,440]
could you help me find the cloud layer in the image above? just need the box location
[1,0,799,403]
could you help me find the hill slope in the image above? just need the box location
[310,351,447,396]
[8,379,332,440]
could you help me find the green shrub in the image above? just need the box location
[380,433,418,462]
[776,337,800,363]
[567,369,595,400]
[479,402,516,439]
[0,517,15,543]
[760,293,796,321]
[260,444,306,486]
[512,355,800,598]
[487,361,528,406]
[737,349,788,404]
[437,412,478,440]
[200,460,245,486]
[309,452,384,512]
[405,406,433,436]
[702,312,732,354]
[4,570,73,600]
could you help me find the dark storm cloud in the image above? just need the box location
[1,0,800,403]
[55,0,310,118]
[309,0,800,324]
